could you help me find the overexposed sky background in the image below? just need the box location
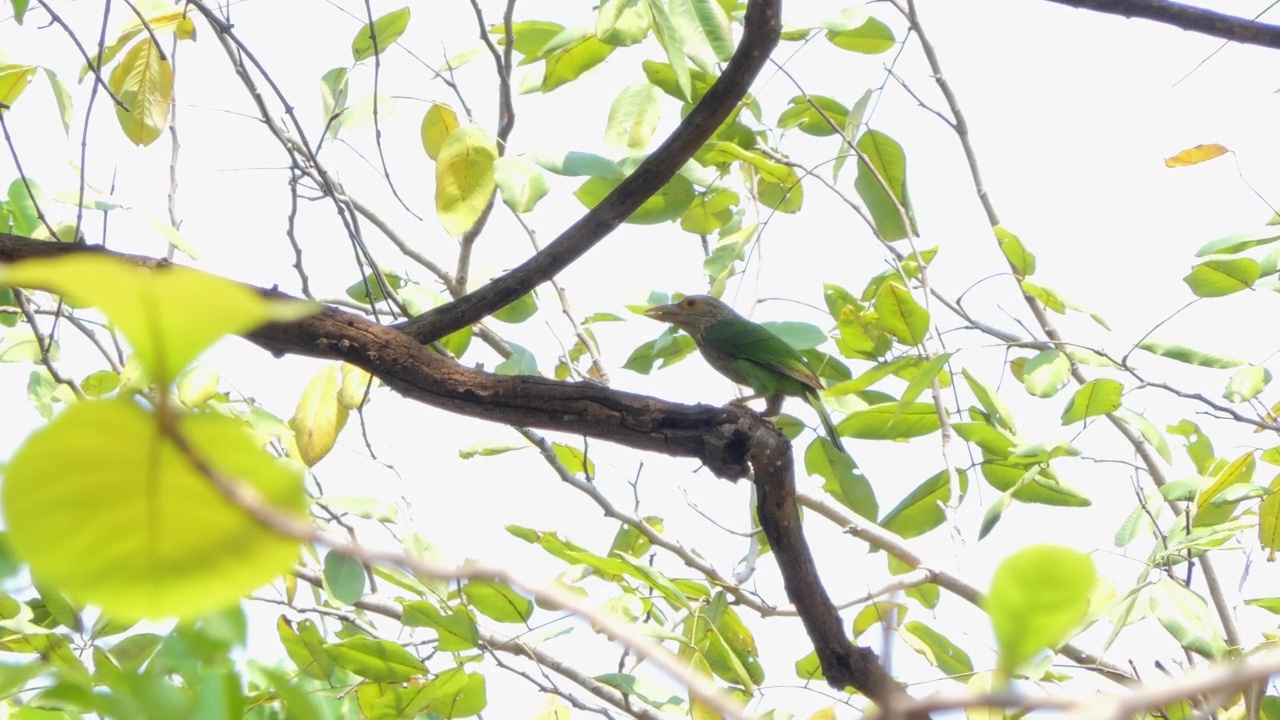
[3,0,1280,716]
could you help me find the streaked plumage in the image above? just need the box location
[644,295,845,452]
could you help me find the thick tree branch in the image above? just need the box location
[0,232,900,704]
[1043,0,1280,50]
[398,0,782,344]
[748,425,904,704]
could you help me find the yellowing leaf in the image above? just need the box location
[108,39,173,146]
[1259,474,1280,561]
[338,363,372,410]
[351,7,411,61]
[873,281,929,346]
[3,400,305,620]
[0,64,37,110]
[0,255,316,385]
[292,364,350,467]
[435,124,498,236]
[541,34,614,92]
[1164,143,1228,168]
[420,103,459,160]
[1194,451,1255,528]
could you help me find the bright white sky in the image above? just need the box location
[3,0,1280,716]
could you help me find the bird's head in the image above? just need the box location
[643,295,738,336]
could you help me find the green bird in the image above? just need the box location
[644,294,845,453]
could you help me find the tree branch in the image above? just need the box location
[398,0,782,344]
[1043,0,1280,51]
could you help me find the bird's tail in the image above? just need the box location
[807,390,846,454]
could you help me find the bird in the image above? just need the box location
[643,294,845,453]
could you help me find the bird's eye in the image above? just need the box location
[682,297,698,309]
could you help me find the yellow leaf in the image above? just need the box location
[1259,474,1280,562]
[108,38,173,146]
[338,362,372,409]
[3,400,305,620]
[292,364,349,467]
[1194,450,1255,528]
[0,64,37,110]
[0,254,315,385]
[420,103,459,160]
[435,124,498,236]
[1164,143,1228,168]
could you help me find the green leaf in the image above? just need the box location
[420,667,487,717]
[825,17,895,54]
[543,34,615,91]
[641,59,718,104]
[880,469,967,540]
[1195,227,1280,257]
[3,401,305,620]
[644,0,691,101]
[623,332,697,374]
[498,20,565,62]
[278,618,336,681]
[2,258,309,384]
[952,422,1015,456]
[597,0,651,46]
[1021,350,1070,398]
[492,155,550,213]
[462,580,534,623]
[323,551,365,605]
[1184,257,1260,297]
[401,602,479,651]
[575,174,694,224]
[670,0,734,65]
[1114,408,1173,464]
[491,291,538,324]
[605,81,662,150]
[902,621,973,678]
[757,168,803,213]
[872,282,928,345]
[1193,451,1254,528]
[326,636,427,682]
[854,130,915,241]
[495,343,539,376]
[108,39,173,146]
[1148,577,1227,660]
[42,68,73,135]
[832,89,872,180]
[1167,420,1218,475]
[531,150,625,179]
[1224,365,1271,403]
[435,125,498,237]
[962,369,1017,434]
[352,7,410,61]
[985,545,1095,677]
[805,438,876,521]
[777,95,848,137]
[995,225,1036,277]
[758,321,826,350]
[1060,378,1123,424]
[980,459,1091,507]
[1137,340,1243,369]
[683,189,740,234]
[1245,596,1280,615]
[837,403,942,440]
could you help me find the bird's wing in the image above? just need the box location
[702,317,823,392]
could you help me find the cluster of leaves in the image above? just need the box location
[4,0,1280,718]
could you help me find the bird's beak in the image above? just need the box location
[643,303,680,322]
